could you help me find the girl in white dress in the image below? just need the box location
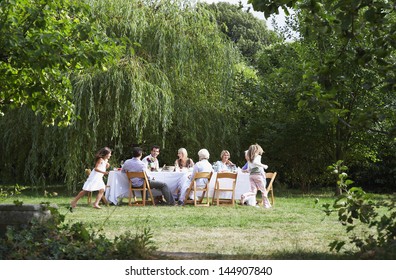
[71,147,111,209]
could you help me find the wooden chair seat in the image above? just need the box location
[212,172,238,206]
[185,172,213,206]
[126,171,155,206]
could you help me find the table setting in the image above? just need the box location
[105,168,250,205]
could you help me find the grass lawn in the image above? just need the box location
[1,185,368,260]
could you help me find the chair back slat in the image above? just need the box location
[126,171,155,206]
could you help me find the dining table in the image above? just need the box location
[105,169,251,205]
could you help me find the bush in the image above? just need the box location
[321,161,396,259]
[0,204,157,260]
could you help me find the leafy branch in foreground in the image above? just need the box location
[0,184,27,202]
[0,0,120,126]
[320,160,396,259]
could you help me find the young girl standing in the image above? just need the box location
[71,147,111,209]
[241,144,271,208]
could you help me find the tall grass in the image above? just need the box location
[1,188,364,259]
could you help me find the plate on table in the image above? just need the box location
[162,166,175,172]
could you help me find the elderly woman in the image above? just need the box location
[177,148,213,206]
[174,148,194,172]
[213,150,236,172]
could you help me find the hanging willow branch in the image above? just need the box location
[0,0,245,189]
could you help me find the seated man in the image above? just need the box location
[141,145,160,171]
[122,146,176,206]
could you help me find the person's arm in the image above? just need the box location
[253,156,268,169]
[174,159,180,172]
[121,159,129,173]
[189,163,199,179]
[241,162,248,171]
[141,156,149,169]
[212,161,219,172]
[154,158,159,170]
[141,161,155,180]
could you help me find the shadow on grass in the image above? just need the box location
[155,250,355,260]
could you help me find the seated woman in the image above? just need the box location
[241,150,249,172]
[213,150,236,172]
[177,148,213,206]
[174,148,194,172]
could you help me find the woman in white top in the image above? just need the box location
[213,150,236,172]
[178,148,213,206]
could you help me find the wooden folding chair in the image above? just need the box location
[212,172,238,206]
[126,171,155,206]
[86,169,109,206]
[184,172,213,206]
[260,172,277,206]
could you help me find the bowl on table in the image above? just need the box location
[162,165,175,172]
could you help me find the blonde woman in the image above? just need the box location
[174,148,194,172]
[213,150,236,172]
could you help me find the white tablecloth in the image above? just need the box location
[105,170,251,205]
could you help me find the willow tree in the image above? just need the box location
[0,0,245,188]
[78,0,243,164]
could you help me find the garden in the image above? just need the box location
[0,0,395,261]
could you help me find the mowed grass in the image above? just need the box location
[1,186,365,259]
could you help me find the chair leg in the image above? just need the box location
[140,189,143,206]
[101,195,109,206]
[194,186,197,206]
[128,188,133,206]
[185,187,192,205]
[270,190,274,206]
[147,188,155,206]
[87,192,92,205]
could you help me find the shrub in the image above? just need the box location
[320,161,396,259]
[0,204,156,259]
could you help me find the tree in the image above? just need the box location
[250,0,396,194]
[252,42,334,191]
[0,0,119,126]
[205,1,280,63]
[0,0,244,188]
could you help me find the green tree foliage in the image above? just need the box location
[0,0,245,188]
[0,0,119,126]
[253,42,334,190]
[205,1,280,62]
[198,1,283,167]
[250,0,396,192]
